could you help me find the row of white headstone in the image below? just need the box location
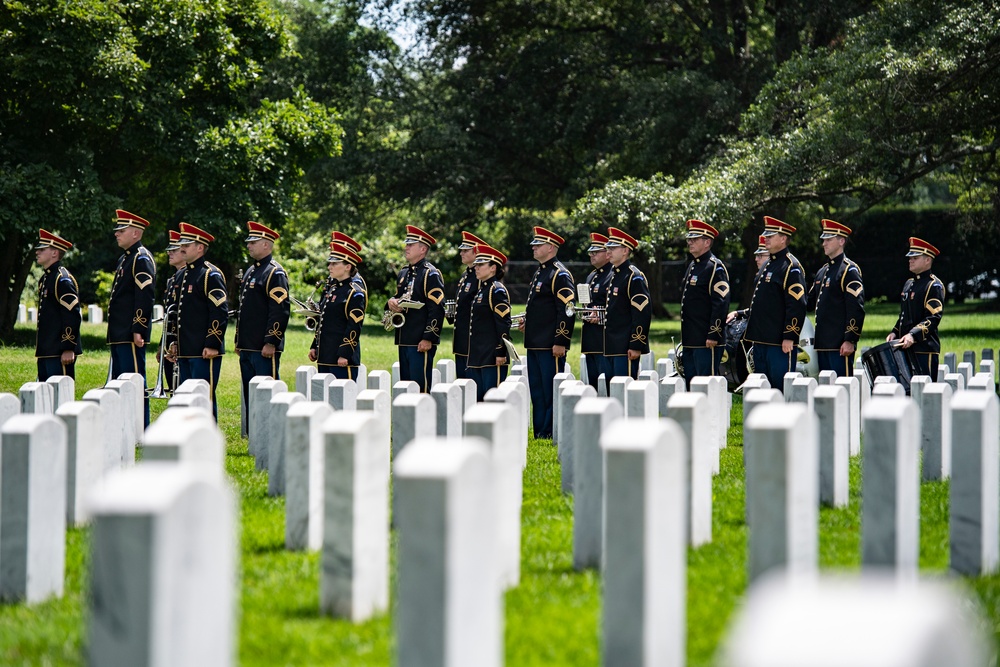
[743,372,1000,582]
[18,304,106,324]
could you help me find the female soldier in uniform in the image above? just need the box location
[309,242,367,380]
[466,245,512,401]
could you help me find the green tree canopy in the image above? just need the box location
[0,0,343,335]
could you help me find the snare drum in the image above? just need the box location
[861,341,921,394]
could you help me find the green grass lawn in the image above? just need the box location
[1,302,999,666]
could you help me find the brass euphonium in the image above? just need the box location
[291,281,324,331]
[381,310,406,331]
[381,296,424,331]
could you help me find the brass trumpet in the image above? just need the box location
[565,303,606,325]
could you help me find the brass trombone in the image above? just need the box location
[105,305,172,386]
[148,304,177,398]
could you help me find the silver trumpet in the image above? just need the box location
[381,298,424,332]
[565,303,606,325]
[510,312,526,327]
[444,299,457,322]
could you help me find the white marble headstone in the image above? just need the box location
[87,464,236,666]
[285,401,333,552]
[601,418,686,667]
[0,414,67,603]
[394,438,500,667]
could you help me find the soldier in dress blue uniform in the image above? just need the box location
[604,227,651,380]
[753,234,769,273]
[167,222,228,419]
[34,230,82,381]
[236,221,291,415]
[157,230,186,392]
[580,232,612,392]
[518,226,575,439]
[450,231,487,379]
[467,245,512,401]
[388,225,446,392]
[729,216,807,393]
[309,242,367,380]
[680,219,730,387]
[807,219,865,377]
[107,209,156,425]
[887,237,945,379]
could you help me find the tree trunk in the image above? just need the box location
[0,230,34,340]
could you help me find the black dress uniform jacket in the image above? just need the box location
[468,278,512,367]
[604,260,652,355]
[312,278,367,366]
[451,266,478,356]
[680,251,730,348]
[107,241,155,343]
[36,262,82,358]
[580,265,612,355]
[176,256,228,357]
[808,253,865,351]
[235,254,290,353]
[393,259,446,346]
[524,259,576,350]
[891,271,945,354]
[745,248,807,345]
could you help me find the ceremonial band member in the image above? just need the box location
[34,230,82,381]
[236,221,290,415]
[388,225,446,392]
[108,209,156,425]
[169,222,228,419]
[808,219,865,376]
[887,237,944,378]
[604,227,651,380]
[467,245,512,401]
[521,226,575,440]
[450,231,487,379]
[309,242,367,379]
[157,230,186,391]
[680,219,730,387]
[580,232,611,392]
[729,216,807,392]
[753,234,769,272]
[331,231,367,296]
